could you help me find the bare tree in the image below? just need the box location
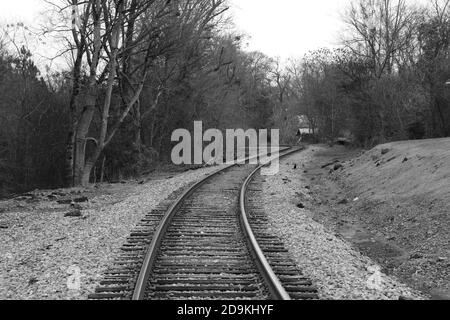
[43,0,229,186]
[343,0,418,77]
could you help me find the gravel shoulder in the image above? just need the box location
[0,166,224,300]
[258,147,425,300]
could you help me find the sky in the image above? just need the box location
[0,0,352,65]
[0,0,43,25]
[230,0,349,59]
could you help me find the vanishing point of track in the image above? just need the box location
[90,147,318,300]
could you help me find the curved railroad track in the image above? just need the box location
[90,147,318,300]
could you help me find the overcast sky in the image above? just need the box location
[230,0,348,59]
[0,0,352,62]
[0,0,430,68]
[0,0,43,25]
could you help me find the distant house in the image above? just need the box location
[296,115,314,136]
[297,128,312,135]
[296,115,317,143]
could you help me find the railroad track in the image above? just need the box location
[90,147,318,300]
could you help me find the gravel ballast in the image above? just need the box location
[0,166,223,300]
[258,148,424,300]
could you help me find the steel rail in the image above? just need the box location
[132,146,292,300]
[239,147,304,300]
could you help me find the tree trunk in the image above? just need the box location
[81,161,95,186]
[64,48,84,187]
[134,101,143,156]
[64,127,76,187]
[73,94,96,186]
[100,156,106,183]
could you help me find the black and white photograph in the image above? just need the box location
[0,0,448,309]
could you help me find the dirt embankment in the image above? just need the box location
[259,150,423,300]
[303,140,450,300]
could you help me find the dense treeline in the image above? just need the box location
[0,0,279,196]
[0,45,70,196]
[3,0,450,197]
[277,0,450,147]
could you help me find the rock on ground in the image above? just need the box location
[0,165,224,300]
[258,147,425,300]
